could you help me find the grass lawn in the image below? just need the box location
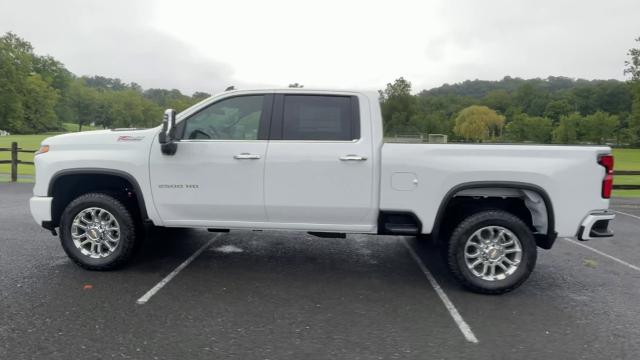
[0,123,99,176]
[612,148,640,170]
[0,134,53,176]
[612,148,640,198]
[62,122,98,132]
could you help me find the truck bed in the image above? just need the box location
[379,143,611,237]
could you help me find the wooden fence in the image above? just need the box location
[613,170,640,190]
[0,142,36,182]
[1,141,640,189]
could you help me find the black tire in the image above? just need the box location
[447,210,537,294]
[59,193,137,270]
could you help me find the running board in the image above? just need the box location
[308,232,346,239]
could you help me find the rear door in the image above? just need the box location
[264,93,376,231]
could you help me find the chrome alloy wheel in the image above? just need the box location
[463,226,523,281]
[71,207,121,259]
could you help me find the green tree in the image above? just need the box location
[572,86,599,115]
[68,79,99,131]
[626,37,640,145]
[34,56,74,124]
[143,88,194,112]
[624,37,640,81]
[379,77,419,135]
[629,85,640,145]
[552,113,582,144]
[22,74,59,132]
[482,90,512,114]
[192,92,211,101]
[505,114,553,143]
[543,99,572,123]
[453,105,505,141]
[513,83,548,116]
[0,32,32,132]
[580,111,619,144]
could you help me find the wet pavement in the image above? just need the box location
[1,183,639,359]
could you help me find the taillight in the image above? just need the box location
[598,154,614,198]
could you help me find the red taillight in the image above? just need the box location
[598,154,614,199]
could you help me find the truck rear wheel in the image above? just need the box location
[59,193,137,270]
[447,210,537,294]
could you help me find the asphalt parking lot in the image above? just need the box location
[1,183,640,359]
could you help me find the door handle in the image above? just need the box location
[339,154,368,161]
[234,153,261,160]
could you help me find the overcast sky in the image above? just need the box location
[1,0,639,95]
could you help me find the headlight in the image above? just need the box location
[35,145,49,155]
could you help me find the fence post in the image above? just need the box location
[11,141,17,182]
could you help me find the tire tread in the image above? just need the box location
[59,192,137,271]
[447,209,536,294]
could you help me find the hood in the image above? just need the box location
[42,127,160,147]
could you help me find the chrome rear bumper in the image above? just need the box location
[577,211,615,241]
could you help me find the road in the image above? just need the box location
[1,183,639,359]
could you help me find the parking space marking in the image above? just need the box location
[563,238,640,273]
[613,210,640,222]
[136,234,222,305]
[401,238,479,344]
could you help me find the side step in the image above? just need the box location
[378,211,422,235]
[308,232,346,239]
[383,224,419,234]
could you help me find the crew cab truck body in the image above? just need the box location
[29,89,615,293]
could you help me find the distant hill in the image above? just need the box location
[418,76,628,99]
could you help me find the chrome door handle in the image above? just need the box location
[234,153,261,160]
[339,154,368,161]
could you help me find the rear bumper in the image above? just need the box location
[577,211,615,241]
[29,196,53,227]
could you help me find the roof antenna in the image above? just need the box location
[225,85,235,91]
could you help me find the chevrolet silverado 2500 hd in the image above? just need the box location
[29,89,615,293]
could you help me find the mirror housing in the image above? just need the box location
[159,109,178,155]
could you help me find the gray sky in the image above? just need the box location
[1,0,638,95]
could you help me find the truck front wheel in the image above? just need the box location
[59,193,137,270]
[447,210,537,294]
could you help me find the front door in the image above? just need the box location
[149,93,272,227]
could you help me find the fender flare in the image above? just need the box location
[431,181,557,249]
[48,168,149,221]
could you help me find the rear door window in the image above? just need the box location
[281,95,359,141]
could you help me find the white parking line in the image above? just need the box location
[136,234,222,305]
[613,210,640,222]
[401,238,479,344]
[563,238,640,273]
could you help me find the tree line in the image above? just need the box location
[2,31,640,146]
[0,32,210,134]
[380,37,640,145]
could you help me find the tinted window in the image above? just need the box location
[182,95,264,140]
[282,95,358,141]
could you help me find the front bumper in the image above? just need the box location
[577,211,615,241]
[29,196,53,227]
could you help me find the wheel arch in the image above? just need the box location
[431,181,557,249]
[48,168,150,228]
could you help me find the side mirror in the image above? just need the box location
[159,109,178,155]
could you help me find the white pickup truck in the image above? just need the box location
[30,89,615,293]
